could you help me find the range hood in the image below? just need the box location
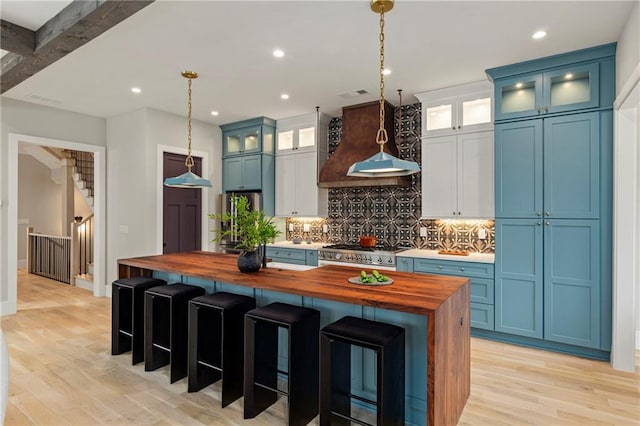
[318,101,411,188]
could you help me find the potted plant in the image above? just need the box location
[209,195,280,272]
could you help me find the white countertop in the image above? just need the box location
[267,241,325,250]
[398,249,495,264]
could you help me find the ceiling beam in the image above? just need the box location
[1,20,35,56]
[1,0,154,94]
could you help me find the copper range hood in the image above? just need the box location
[318,101,411,188]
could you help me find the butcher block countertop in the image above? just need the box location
[117,251,470,426]
[118,251,467,315]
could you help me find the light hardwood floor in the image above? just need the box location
[2,270,639,425]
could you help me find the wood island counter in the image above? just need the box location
[118,251,470,426]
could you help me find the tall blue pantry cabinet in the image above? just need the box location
[485,43,615,359]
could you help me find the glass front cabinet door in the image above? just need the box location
[417,81,493,136]
[494,63,599,121]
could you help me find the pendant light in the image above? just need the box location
[164,71,212,188]
[347,0,420,178]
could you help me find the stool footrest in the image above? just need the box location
[119,330,133,338]
[197,360,222,372]
[345,392,376,406]
[152,343,170,353]
[255,381,288,397]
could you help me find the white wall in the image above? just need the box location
[74,186,92,219]
[0,98,106,307]
[616,2,639,95]
[105,107,221,289]
[17,154,63,263]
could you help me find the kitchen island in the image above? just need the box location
[117,251,470,426]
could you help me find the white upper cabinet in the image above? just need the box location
[275,112,330,217]
[415,80,493,137]
[417,81,495,219]
[276,112,329,153]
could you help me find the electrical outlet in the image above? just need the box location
[478,228,487,240]
[288,223,294,232]
[322,224,329,233]
[303,224,311,232]
[419,227,427,237]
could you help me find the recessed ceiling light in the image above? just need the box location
[532,30,547,40]
[515,82,523,88]
[382,68,392,76]
[131,87,142,94]
[211,111,219,116]
[564,73,573,80]
[273,49,285,58]
[280,94,289,100]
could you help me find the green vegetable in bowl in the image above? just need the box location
[359,270,375,283]
[372,270,389,282]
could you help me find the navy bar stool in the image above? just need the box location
[111,277,166,364]
[144,283,205,383]
[320,315,405,426]
[244,302,320,426]
[187,292,256,407]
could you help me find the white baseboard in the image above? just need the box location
[17,259,26,269]
[636,330,640,350]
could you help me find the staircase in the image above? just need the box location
[65,150,95,211]
[74,262,94,291]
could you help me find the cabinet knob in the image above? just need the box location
[437,265,442,269]
[545,211,550,216]
[536,211,541,216]
[453,212,456,216]
[402,259,407,263]
[452,126,456,130]
[545,221,550,226]
[274,251,279,254]
[458,211,461,216]
[458,125,461,129]
[537,221,542,226]
[544,106,549,113]
[460,267,464,271]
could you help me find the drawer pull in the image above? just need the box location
[460,267,464,271]
[437,265,442,269]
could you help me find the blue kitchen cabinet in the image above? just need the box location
[494,219,543,338]
[495,112,599,219]
[221,117,275,157]
[488,43,614,357]
[409,257,495,331]
[223,154,261,191]
[488,44,614,122]
[495,120,543,218]
[544,113,600,219]
[544,219,600,349]
[266,246,319,267]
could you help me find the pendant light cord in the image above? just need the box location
[185,76,194,172]
[377,7,388,153]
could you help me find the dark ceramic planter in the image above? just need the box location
[237,250,261,273]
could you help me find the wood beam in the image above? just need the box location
[1,0,154,94]
[1,20,35,56]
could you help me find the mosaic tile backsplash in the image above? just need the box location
[285,103,495,253]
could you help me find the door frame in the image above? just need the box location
[5,133,106,315]
[156,145,210,255]
[612,64,640,371]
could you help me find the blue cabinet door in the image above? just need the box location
[543,63,600,115]
[223,157,244,191]
[242,155,262,190]
[543,112,600,219]
[495,219,543,338]
[495,120,543,218]
[544,219,600,348]
[396,257,413,272]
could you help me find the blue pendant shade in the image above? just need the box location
[347,0,420,180]
[163,70,212,189]
[164,171,212,187]
[347,151,419,177]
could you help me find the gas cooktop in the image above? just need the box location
[318,244,405,267]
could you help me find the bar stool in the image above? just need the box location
[144,283,205,383]
[244,302,320,426]
[187,292,256,407]
[111,276,166,364]
[320,315,405,426]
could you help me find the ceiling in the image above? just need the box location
[0,1,635,125]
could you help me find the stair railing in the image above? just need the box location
[70,214,95,284]
[26,227,71,284]
[66,150,94,196]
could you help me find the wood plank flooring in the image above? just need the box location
[2,270,639,425]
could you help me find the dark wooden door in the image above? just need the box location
[163,152,202,253]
